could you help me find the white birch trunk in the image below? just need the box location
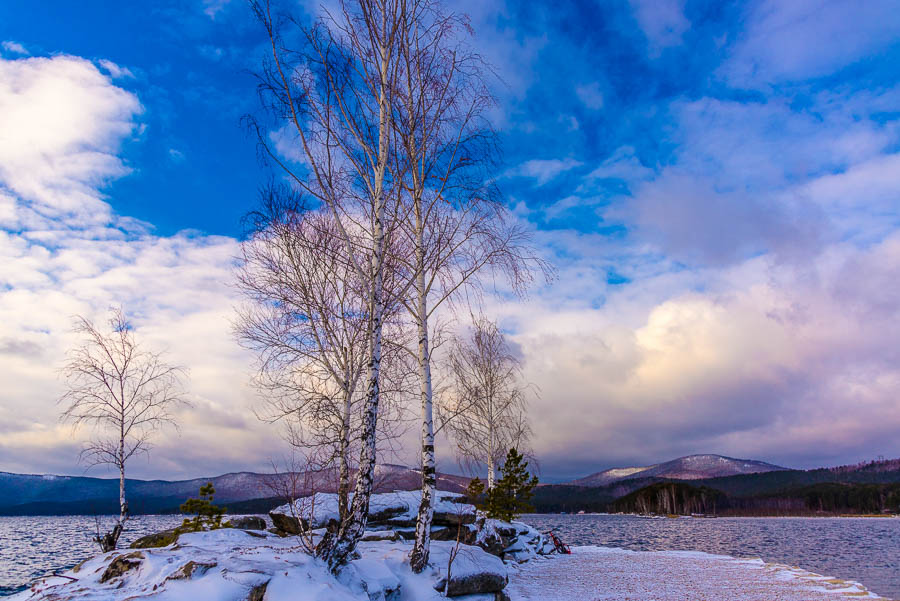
[338,379,352,521]
[317,24,390,570]
[410,205,435,572]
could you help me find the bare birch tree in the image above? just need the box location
[236,188,411,521]
[237,190,369,521]
[442,316,534,490]
[390,3,546,571]
[249,0,406,569]
[59,308,186,551]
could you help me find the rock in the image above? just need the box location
[269,511,306,535]
[166,560,217,581]
[99,551,144,583]
[247,581,269,601]
[433,545,507,596]
[230,516,266,530]
[267,527,287,537]
[367,504,408,524]
[130,528,180,549]
[433,510,476,527]
[361,530,401,542]
[495,589,512,601]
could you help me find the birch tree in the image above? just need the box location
[236,191,369,521]
[390,3,544,572]
[250,0,406,569]
[443,316,534,490]
[236,189,411,521]
[59,308,185,551]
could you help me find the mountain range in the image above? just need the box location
[3,454,897,516]
[565,454,788,487]
[0,464,470,516]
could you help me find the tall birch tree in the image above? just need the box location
[390,2,545,572]
[59,308,185,551]
[250,0,405,569]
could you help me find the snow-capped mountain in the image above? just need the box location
[0,464,470,515]
[567,454,787,487]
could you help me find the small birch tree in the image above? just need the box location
[59,308,185,551]
[443,317,534,490]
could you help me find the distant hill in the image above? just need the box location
[534,457,900,515]
[567,454,788,487]
[0,464,470,516]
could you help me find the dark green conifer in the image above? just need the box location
[482,448,539,522]
[178,482,228,532]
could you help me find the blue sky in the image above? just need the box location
[2,0,900,481]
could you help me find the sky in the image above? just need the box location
[1,0,900,483]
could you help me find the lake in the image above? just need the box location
[520,513,900,599]
[1,513,898,598]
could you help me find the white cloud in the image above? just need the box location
[575,82,604,110]
[202,0,232,20]
[629,0,690,53]
[0,56,142,229]
[0,54,280,479]
[504,158,582,186]
[97,59,135,80]
[1,41,29,56]
[722,0,900,87]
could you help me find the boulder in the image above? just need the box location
[166,560,217,581]
[247,581,269,601]
[268,511,306,535]
[99,551,144,583]
[433,510,476,527]
[361,530,401,542]
[130,528,179,549]
[432,544,507,597]
[230,516,267,530]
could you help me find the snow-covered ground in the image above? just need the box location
[12,522,883,600]
[507,546,883,600]
[12,528,506,601]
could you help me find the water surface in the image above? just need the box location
[0,515,200,596]
[2,514,898,599]
[521,513,900,599]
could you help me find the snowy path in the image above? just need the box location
[507,546,883,601]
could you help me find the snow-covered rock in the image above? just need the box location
[270,490,475,532]
[13,528,510,601]
[474,518,556,563]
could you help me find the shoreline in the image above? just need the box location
[508,545,887,600]
[9,534,886,601]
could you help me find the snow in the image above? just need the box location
[272,489,474,528]
[12,520,882,601]
[506,545,883,600]
[12,528,502,601]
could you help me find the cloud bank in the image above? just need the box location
[2,0,900,482]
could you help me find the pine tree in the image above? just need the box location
[483,448,539,522]
[179,482,228,532]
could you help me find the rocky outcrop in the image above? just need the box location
[166,560,216,581]
[474,517,556,563]
[268,490,476,535]
[230,516,267,530]
[130,528,179,549]
[99,551,144,583]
